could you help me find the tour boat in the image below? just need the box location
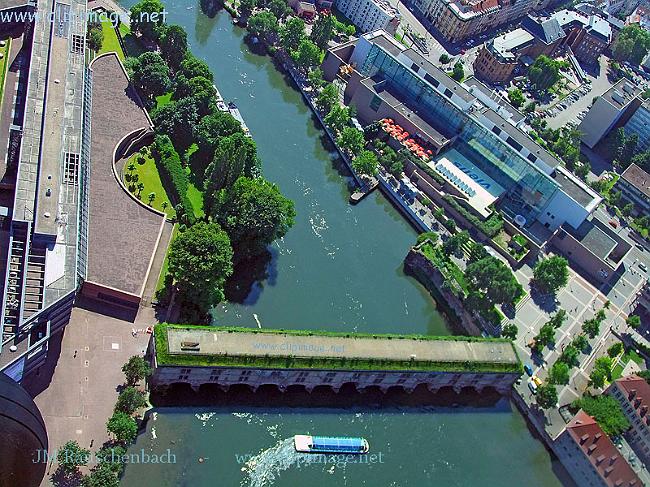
[293,435,369,454]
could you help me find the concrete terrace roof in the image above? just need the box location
[521,15,566,45]
[156,325,521,372]
[86,54,163,297]
[489,29,535,61]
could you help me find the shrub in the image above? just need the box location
[153,135,195,223]
[442,195,503,238]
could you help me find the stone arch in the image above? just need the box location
[338,382,359,396]
[198,383,225,399]
[311,384,336,395]
[228,383,255,395]
[411,383,431,395]
[386,385,406,395]
[359,385,384,396]
[167,382,194,395]
[286,384,308,394]
[256,384,282,396]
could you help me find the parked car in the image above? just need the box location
[532,375,543,387]
[524,364,533,376]
[640,263,648,273]
[528,381,538,394]
[609,219,619,229]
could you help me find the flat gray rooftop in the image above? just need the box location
[572,220,617,261]
[552,168,596,206]
[166,328,520,366]
[86,54,163,297]
[601,79,641,108]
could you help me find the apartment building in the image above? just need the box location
[405,0,546,44]
[334,0,401,34]
[607,375,650,466]
[473,14,565,84]
[615,163,650,217]
[623,101,650,154]
[554,410,642,487]
[579,79,642,148]
[552,9,612,64]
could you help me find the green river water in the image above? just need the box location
[118,2,571,485]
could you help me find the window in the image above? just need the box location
[369,94,382,112]
[64,152,80,185]
[72,34,85,54]
[491,126,501,135]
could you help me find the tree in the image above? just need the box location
[204,132,260,200]
[352,150,379,176]
[451,61,464,81]
[439,53,450,64]
[179,53,213,82]
[268,0,291,19]
[307,67,325,89]
[147,192,156,204]
[315,83,339,112]
[416,231,439,245]
[549,361,570,385]
[87,21,104,51]
[247,11,279,41]
[621,202,634,217]
[465,256,522,305]
[467,241,488,263]
[212,177,296,261]
[122,355,152,386]
[310,14,336,49]
[590,356,613,388]
[442,230,469,256]
[324,105,351,134]
[572,395,630,436]
[612,25,650,64]
[280,17,306,51]
[172,75,215,116]
[82,463,119,487]
[626,315,642,329]
[126,52,171,104]
[238,0,257,18]
[95,444,127,475]
[193,110,243,170]
[559,344,580,367]
[548,309,567,329]
[508,88,525,108]
[501,323,518,340]
[106,411,138,444]
[160,24,188,70]
[292,38,322,71]
[582,317,601,339]
[533,256,569,294]
[534,322,557,351]
[129,0,165,40]
[523,101,536,114]
[337,127,365,155]
[607,342,624,358]
[152,97,200,150]
[528,55,564,91]
[536,383,558,409]
[573,334,589,353]
[618,133,638,168]
[114,386,147,414]
[137,182,145,194]
[57,440,90,474]
[168,222,234,311]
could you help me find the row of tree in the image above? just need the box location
[54,357,152,486]
[124,0,296,322]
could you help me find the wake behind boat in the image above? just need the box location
[293,435,369,454]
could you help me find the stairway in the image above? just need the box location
[3,226,28,338]
[23,244,45,319]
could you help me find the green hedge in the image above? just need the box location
[153,135,195,223]
[443,195,503,238]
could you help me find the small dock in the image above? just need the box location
[349,177,379,204]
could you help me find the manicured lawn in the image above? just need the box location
[155,224,179,293]
[99,21,124,60]
[187,181,205,219]
[612,349,645,380]
[155,92,172,109]
[123,150,176,219]
[0,38,11,111]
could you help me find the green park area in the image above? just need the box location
[0,38,11,110]
[154,324,522,373]
[124,150,176,218]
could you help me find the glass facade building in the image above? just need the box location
[357,42,560,222]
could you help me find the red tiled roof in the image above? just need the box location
[612,375,650,426]
[566,410,641,487]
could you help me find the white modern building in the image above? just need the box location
[334,0,401,34]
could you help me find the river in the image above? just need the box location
[118,2,570,485]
